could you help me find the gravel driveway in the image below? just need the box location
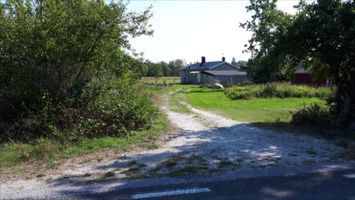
[0,96,349,199]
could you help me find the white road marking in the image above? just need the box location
[343,174,355,179]
[132,188,211,199]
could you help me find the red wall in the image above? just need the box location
[294,74,327,86]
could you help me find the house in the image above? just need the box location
[180,57,248,85]
[293,65,330,86]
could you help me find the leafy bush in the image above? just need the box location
[225,82,333,100]
[1,75,157,143]
[0,1,155,143]
[291,104,349,131]
[76,76,157,139]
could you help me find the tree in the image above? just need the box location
[241,0,294,82]
[160,61,170,76]
[168,59,184,76]
[0,0,152,107]
[0,0,154,140]
[151,64,163,85]
[285,0,355,118]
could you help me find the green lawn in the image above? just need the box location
[183,87,325,123]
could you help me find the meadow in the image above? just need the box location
[168,84,327,123]
[142,77,180,85]
[185,88,324,122]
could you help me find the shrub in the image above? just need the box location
[1,75,157,143]
[260,84,277,97]
[76,76,157,139]
[225,82,333,100]
[0,1,153,143]
[291,104,349,131]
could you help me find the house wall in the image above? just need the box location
[188,72,199,84]
[180,63,247,84]
[214,75,248,85]
[201,73,215,84]
[180,71,189,84]
[293,74,327,86]
[199,74,248,85]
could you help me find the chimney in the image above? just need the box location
[222,57,225,62]
[201,56,206,64]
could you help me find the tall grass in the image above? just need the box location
[225,83,333,100]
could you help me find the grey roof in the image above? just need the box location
[181,61,225,71]
[202,70,247,76]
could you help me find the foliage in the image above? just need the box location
[0,112,169,168]
[291,104,350,131]
[284,0,355,118]
[75,75,158,139]
[225,83,333,100]
[0,0,155,142]
[241,0,294,82]
[151,63,164,78]
[145,59,184,77]
[3,74,158,142]
[180,86,324,123]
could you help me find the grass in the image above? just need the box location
[225,82,333,100]
[183,87,325,123]
[0,113,169,168]
[142,77,180,85]
[169,91,191,113]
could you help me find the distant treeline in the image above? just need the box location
[144,59,184,77]
[144,58,248,77]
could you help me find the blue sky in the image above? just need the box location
[127,0,300,64]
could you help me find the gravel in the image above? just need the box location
[0,97,348,199]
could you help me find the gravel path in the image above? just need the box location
[0,96,349,199]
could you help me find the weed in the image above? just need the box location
[36,172,45,178]
[225,83,332,100]
[103,171,115,178]
[148,144,159,150]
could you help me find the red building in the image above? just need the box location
[293,66,330,86]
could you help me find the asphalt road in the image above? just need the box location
[51,168,355,200]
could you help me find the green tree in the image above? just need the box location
[160,61,170,76]
[0,0,152,114]
[285,0,355,118]
[168,59,184,76]
[241,0,293,82]
[151,63,163,85]
[0,0,154,141]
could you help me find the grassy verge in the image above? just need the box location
[184,87,325,123]
[142,77,180,85]
[0,107,170,169]
[145,84,195,114]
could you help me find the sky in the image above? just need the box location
[127,0,300,64]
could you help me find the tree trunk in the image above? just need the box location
[335,82,351,114]
[350,78,355,121]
